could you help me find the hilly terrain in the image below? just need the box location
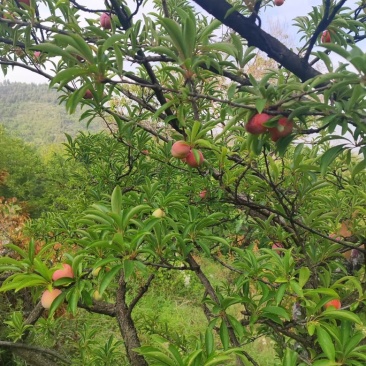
[0,81,103,145]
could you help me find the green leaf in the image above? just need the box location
[316,326,335,361]
[320,310,362,324]
[205,326,215,356]
[99,265,123,295]
[50,67,91,88]
[48,291,66,318]
[312,360,339,366]
[153,100,175,120]
[29,43,76,62]
[290,280,303,297]
[219,320,229,350]
[181,9,196,58]
[102,34,126,52]
[262,306,290,321]
[275,283,288,305]
[204,355,233,366]
[136,350,176,366]
[111,186,123,214]
[282,348,298,366]
[352,159,366,179]
[159,17,186,59]
[319,144,347,176]
[255,99,267,114]
[0,274,48,292]
[299,267,311,288]
[205,42,237,57]
[123,259,134,280]
[185,350,203,366]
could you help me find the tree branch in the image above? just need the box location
[191,0,321,82]
[0,341,71,364]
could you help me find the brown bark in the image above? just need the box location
[115,273,148,366]
[0,341,70,365]
[191,0,321,82]
[13,348,60,366]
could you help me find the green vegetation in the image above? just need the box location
[0,82,103,145]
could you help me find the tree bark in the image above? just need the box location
[191,0,321,82]
[13,349,59,366]
[115,273,148,366]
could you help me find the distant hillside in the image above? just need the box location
[0,82,103,145]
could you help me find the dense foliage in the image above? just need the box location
[1,0,366,365]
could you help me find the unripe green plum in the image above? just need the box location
[152,208,165,218]
[93,290,103,301]
[92,267,101,277]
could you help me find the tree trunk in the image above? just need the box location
[115,273,148,366]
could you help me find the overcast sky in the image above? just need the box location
[0,0,358,84]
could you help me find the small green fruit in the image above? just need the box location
[152,208,165,218]
[93,290,103,301]
[92,267,101,277]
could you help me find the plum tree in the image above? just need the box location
[0,1,366,365]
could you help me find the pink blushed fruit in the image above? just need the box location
[245,113,271,135]
[100,13,112,30]
[185,149,204,168]
[321,30,331,43]
[83,89,93,100]
[199,190,207,199]
[171,141,191,159]
[268,117,294,141]
[52,263,74,281]
[272,242,283,250]
[324,299,341,310]
[41,289,62,309]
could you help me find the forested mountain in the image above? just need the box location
[0,81,103,145]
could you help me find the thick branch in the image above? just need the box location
[0,341,70,365]
[128,274,155,312]
[115,272,148,366]
[77,300,116,316]
[191,0,321,82]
